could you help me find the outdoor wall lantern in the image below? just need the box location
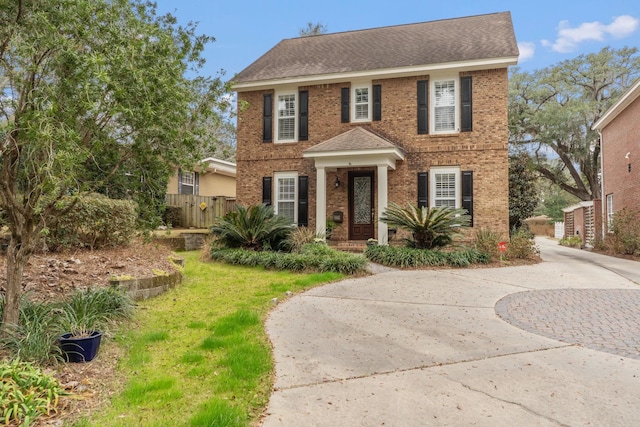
[626,152,631,173]
[334,176,340,188]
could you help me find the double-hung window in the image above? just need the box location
[433,79,456,132]
[351,85,371,122]
[353,85,370,121]
[276,92,296,142]
[431,167,460,208]
[179,171,195,195]
[275,172,297,223]
[606,193,614,232]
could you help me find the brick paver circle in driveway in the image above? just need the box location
[496,289,640,360]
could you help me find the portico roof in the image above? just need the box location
[303,127,406,169]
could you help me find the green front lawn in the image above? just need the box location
[86,251,342,426]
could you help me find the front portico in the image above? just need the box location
[303,127,406,244]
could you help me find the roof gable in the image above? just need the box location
[234,12,518,88]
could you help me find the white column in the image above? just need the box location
[316,167,326,237]
[377,165,388,245]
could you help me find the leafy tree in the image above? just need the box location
[535,183,579,222]
[380,203,470,249]
[509,153,539,230]
[0,0,230,328]
[299,22,328,37]
[509,47,640,201]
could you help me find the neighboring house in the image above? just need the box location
[166,157,237,197]
[562,201,602,247]
[232,12,518,244]
[593,78,640,235]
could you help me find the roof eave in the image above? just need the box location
[592,79,640,131]
[303,146,406,160]
[233,56,518,92]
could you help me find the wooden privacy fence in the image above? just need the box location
[165,194,236,228]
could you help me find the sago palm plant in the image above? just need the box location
[380,203,470,249]
[211,204,295,251]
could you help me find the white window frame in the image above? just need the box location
[430,167,460,208]
[606,193,614,232]
[351,83,371,122]
[180,171,195,195]
[431,76,459,134]
[275,91,297,143]
[274,172,298,224]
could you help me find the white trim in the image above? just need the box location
[275,90,297,143]
[274,172,298,223]
[606,193,614,232]
[304,148,405,170]
[593,78,640,131]
[351,83,372,122]
[233,57,518,92]
[430,166,461,208]
[200,157,237,177]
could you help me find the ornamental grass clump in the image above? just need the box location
[364,245,489,268]
[59,287,135,338]
[379,203,470,249]
[1,358,68,426]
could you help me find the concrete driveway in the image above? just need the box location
[262,238,640,426]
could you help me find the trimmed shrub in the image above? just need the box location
[365,245,489,268]
[47,193,137,251]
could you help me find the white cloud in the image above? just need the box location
[548,15,639,53]
[517,42,535,62]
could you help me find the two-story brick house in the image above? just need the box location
[593,78,640,235]
[233,12,518,244]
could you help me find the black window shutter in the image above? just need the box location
[462,170,473,226]
[297,176,308,227]
[341,87,350,123]
[299,90,308,141]
[461,76,472,132]
[262,177,272,206]
[263,94,273,142]
[417,172,429,208]
[417,80,429,134]
[373,84,382,121]
[194,172,199,196]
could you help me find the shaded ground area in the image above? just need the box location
[496,289,640,359]
[0,239,180,425]
[0,239,179,303]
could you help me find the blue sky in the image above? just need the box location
[154,0,639,80]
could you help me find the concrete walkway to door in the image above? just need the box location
[261,237,640,426]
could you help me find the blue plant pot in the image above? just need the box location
[60,331,103,363]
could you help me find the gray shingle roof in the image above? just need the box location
[234,12,518,85]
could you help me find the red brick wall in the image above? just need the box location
[236,68,510,238]
[601,94,640,226]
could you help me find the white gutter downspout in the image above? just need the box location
[597,129,605,240]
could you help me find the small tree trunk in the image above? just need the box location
[1,231,35,330]
[2,242,27,327]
